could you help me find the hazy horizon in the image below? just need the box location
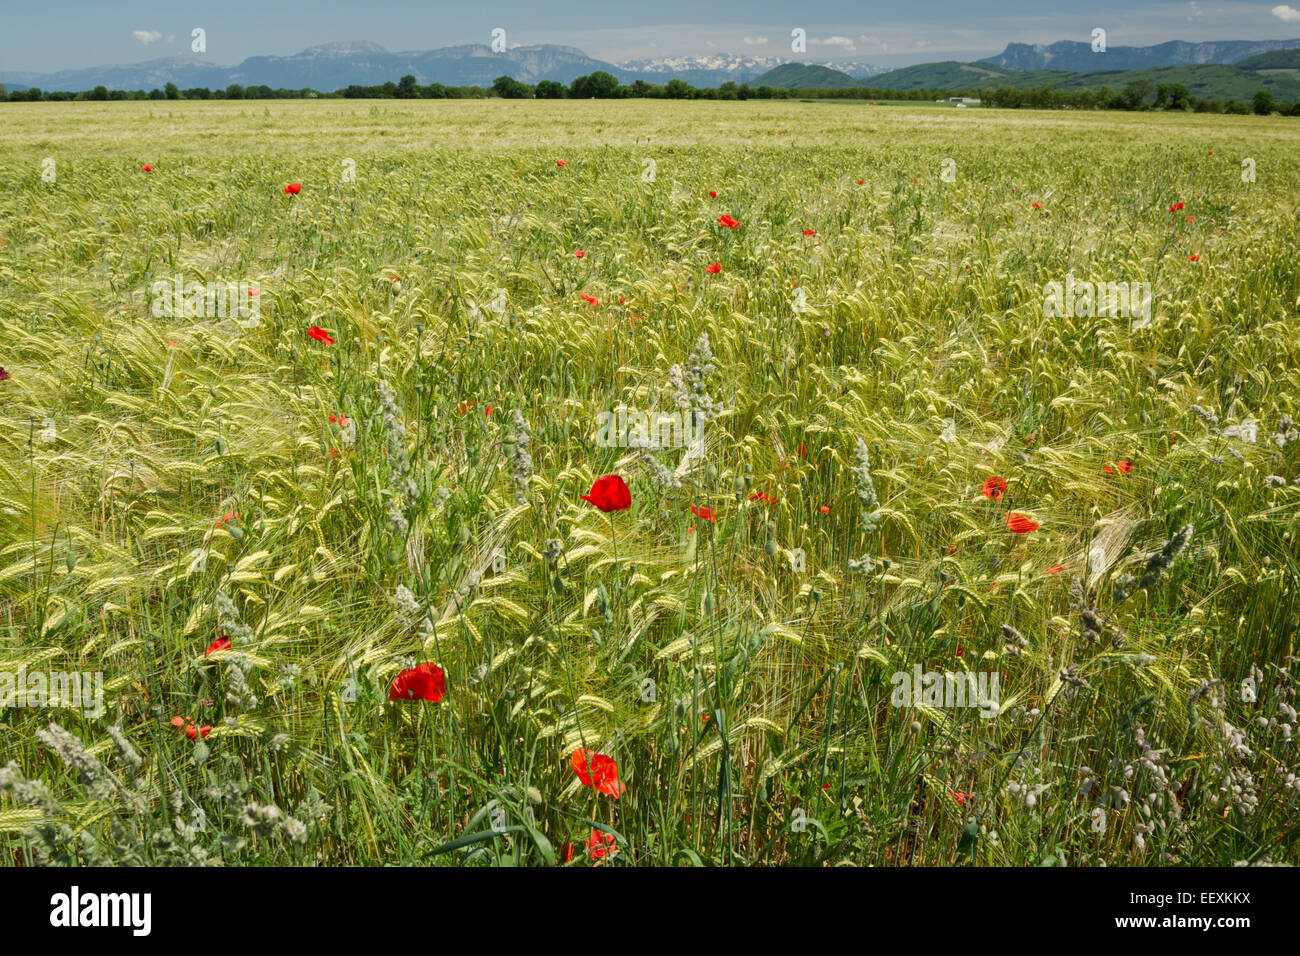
[1,0,1298,75]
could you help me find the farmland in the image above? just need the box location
[1,99,1299,866]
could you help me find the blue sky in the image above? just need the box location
[2,0,1298,73]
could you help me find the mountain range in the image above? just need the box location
[979,38,1300,72]
[1,37,1298,95]
[0,41,883,92]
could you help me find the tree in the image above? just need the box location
[534,80,565,98]
[164,82,180,100]
[665,78,691,99]
[492,75,531,98]
[226,83,244,99]
[1119,80,1152,111]
[571,70,619,98]
[1253,89,1275,115]
[92,85,109,101]
[396,74,418,98]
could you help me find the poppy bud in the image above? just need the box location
[765,538,777,556]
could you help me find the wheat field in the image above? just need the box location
[1,99,1298,866]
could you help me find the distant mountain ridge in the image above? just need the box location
[980,38,1300,72]
[0,40,876,92]
[2,37,1296,94]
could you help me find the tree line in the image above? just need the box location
[1,70,1294,114]
[0,71,952,104]
[980,81,1294,115]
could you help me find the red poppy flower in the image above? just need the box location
[580,293,599,306]
[955,646,964,657]
[856,179,864,185]
[1188,254,1201,262]
[802,228,816,236]
[708,190,717,198]
[574,250,585,258]
[982,476,1007,502]
[797,442,807,457]
[571,749,625,798]
[563,843,575,863]
[691,505,715,523]
[556,160,567,166]
[1046,565,1065,574]
[307,325,335,345]
[706,262,722,274]
[1005,512,1039,534]
[717,214,739,229]
[457,400,476,415]
[142,165,153,172]
[1185,216,1195,223]
[284,183,301,194]
[749,491,775,503]
[586,829,617,860]
[389,662,446,702]
[205,636,231,657]
[819,505,830,515]
[581,475,631,513]
[215,510,238,528]
[1117,460,1133,473]
[950,790,970,804]
[0,367,9,382]
[1169,202,1185,212]
[171,716,211,740]
[1031,202,1042,210]
[329,413,350,428]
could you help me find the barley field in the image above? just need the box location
[1,100,1298,866]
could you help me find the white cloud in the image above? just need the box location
[743,36,769,46]
[132,30,163,45]
[813,35,857,51]
[1274,4,1300,21]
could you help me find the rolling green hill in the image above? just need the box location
[752,63,861,89]
[855,60,1020,90]
[868,61,1300,104]
[1235,48,1300,69]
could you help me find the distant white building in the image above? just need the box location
[946,96,980,104]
